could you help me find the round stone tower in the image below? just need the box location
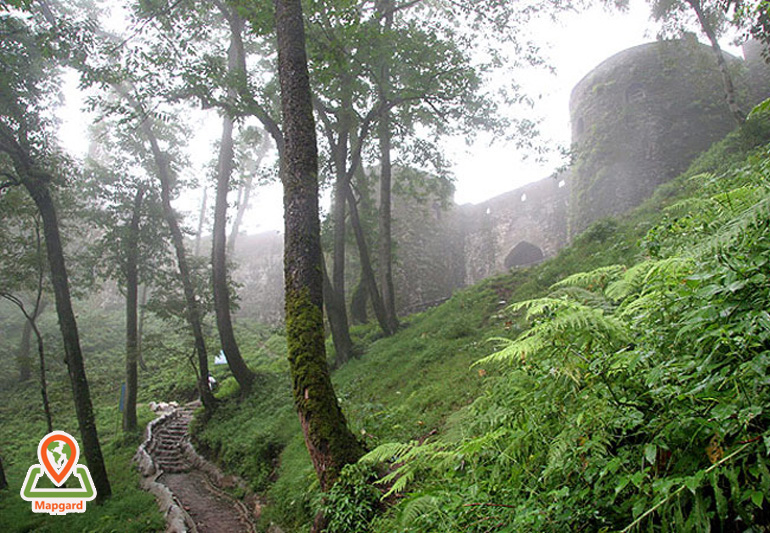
[567,37,748,238]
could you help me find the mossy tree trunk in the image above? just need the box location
[20,176,111,503]
[123,186,144,433]
[212,8,257,394]
[274,0,363,500]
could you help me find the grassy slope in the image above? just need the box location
[195,116,770,532]
[0,115,766,533]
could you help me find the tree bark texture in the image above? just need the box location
[274,0,362,493]
[686,0,745,125]
[22,178,112,502]
[211,13,257,393]
[377,0,400,333]
[123,186,144,433]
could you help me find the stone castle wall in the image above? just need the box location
[233,38,770,323]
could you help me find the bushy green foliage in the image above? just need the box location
[362,139,770,532]
[321,463,381,533]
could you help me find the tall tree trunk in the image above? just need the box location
[350,277,368,325]
[31,308,53,434]
[211,13,257,393]
[3,293,53,433]
[327,177,355,365]
[127,91,216,410]
[228,134,271,255]
[137,284,148,371]
[194,188,207,256]
[345,183,393,335]
[274,0,362,500]
[686,0,745,124]
[21,178,111,502]
[17,316,33,381]
[123,186,144,433]
[0,454,6,490]
[377,0,400,332]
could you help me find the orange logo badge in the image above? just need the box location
[20,431,96,515]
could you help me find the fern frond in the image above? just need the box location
[550,286,616,312]
[361,441,415,465]
[643,257,695,286]
[551,265,626,292]
[400,495,441,525]
[479,298,629,367]
[606,261,657,301]
[663,197,716,218]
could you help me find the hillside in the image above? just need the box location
[193,113,770,532]
[1,112,769,533]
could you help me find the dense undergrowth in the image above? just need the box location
[1,114,768,533]
[227,112,770,532]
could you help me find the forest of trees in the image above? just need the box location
[1,0,770,532]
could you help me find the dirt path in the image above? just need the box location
[138,403,257,533]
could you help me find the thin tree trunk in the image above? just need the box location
[21,178,111,502]
[17,316,33,381]
[345,183,393,335]
[211,12,257,393]
[213,115,256,392]
[3,293,53,433]
[137,284,148,371]
[0,454,7,490]
[377,0,400,332]
[123,186,144,433]
[31,310,53,434]
[327,177,355,365]
[194,188,207,256]
[350,277,368,325]
[126,90,216,410]
[228,134,271,255]
[274,0,362,500]
[686,0,745,124]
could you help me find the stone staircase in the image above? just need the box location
[146,407,194,474]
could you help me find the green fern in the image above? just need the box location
[551,265,627,292]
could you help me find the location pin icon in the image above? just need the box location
[38,431,80,486]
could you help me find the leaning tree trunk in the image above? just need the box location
[123,186,144,433]
[17,317,33,381]
[345,183,393,335]
[212,12,257,393]
[228,134,271,255]
[274,0,363,502]
[377,0,400,333]
[686,0,745,125]
[130,98,216,410]
[194,188,207,257]
[22,177,111,503]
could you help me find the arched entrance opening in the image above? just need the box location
[504,241,544,269]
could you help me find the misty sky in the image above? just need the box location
[58,0,744,235]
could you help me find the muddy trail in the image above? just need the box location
[136,403,259,533]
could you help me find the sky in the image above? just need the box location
[58,0,745,235]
